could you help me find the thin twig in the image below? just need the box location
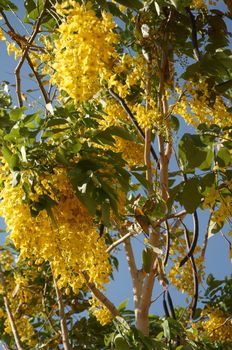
[0,341,10,350]
[26,55,51,104]
[108,88,160,167]
[106,230,136,253]
[201,211,213,260]
[14,0,49,106]
[53,274,72,350]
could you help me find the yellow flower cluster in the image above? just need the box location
[0,167,111,293]
[202,308,232,342]
[107,54,145,98]
[211,197,231,226]
[0,246,14,271]
[202,186,231,227]
[89,295,113,326]
[100,100,144,167]
[114,137,144,167]
[174,81,232,128]
[191,0,217,8]
[6,41,21,60]
[51,1,118,102]
[0,28,5,40]
[133,101,160,131]
[4,316,36,347]
[168,238,205,296]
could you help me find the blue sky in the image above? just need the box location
[0,1,231,347]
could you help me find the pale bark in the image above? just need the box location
[53,276,72,350]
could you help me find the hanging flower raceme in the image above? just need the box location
[51,1,119,102]
[0,166,111,294]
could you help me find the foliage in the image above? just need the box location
[0,0,231,349]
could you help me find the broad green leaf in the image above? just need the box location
[179,178,202,213]
[0,0,18,11]
[170,115,180,132]
[216,147,231,167]
[162,319,171,341]
[178,133,210,170]
[2,146,20,171]
[102,200,110,225]
[108,126,135,141]
[24,0,36,13]
[117,299,129,311]
[9,107,26,121]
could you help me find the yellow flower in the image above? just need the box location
[51,2,119,102]
[6,41,22,60]
[89,295,113,325]
[0,167,112,293]
[0,28,5,40]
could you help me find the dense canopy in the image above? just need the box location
[0,0,231,349]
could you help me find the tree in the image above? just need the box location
[0,0,231,349]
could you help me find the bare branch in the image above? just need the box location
[1,2,50,107]
[53,275,72,350]
[82,271,120,318]
[106,230,136,253]
[14,0,49,106]
[201,211,213,260]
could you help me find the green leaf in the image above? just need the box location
[178,133,211,170]
[216,147,231,167]
[46,118,68,127]
[179,178,202,213]
[2,146,20,171]
[24,0,36,13]
[117,299,129,311]
[0,0,18,11]
[200,173,215,196]
[162,319,171,341]
[9,107,26,121]
[108,126,135,141]
[170,115,180,132]
[102,200,110,225]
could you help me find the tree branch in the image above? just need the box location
[53,274,72,350]
[106,230,136,253]
[108,88,160,168]
[0,266,25,350]
[120,227,143,312]
[1,3,50,107]
[14,0,49,106]
[82,271,120,318]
